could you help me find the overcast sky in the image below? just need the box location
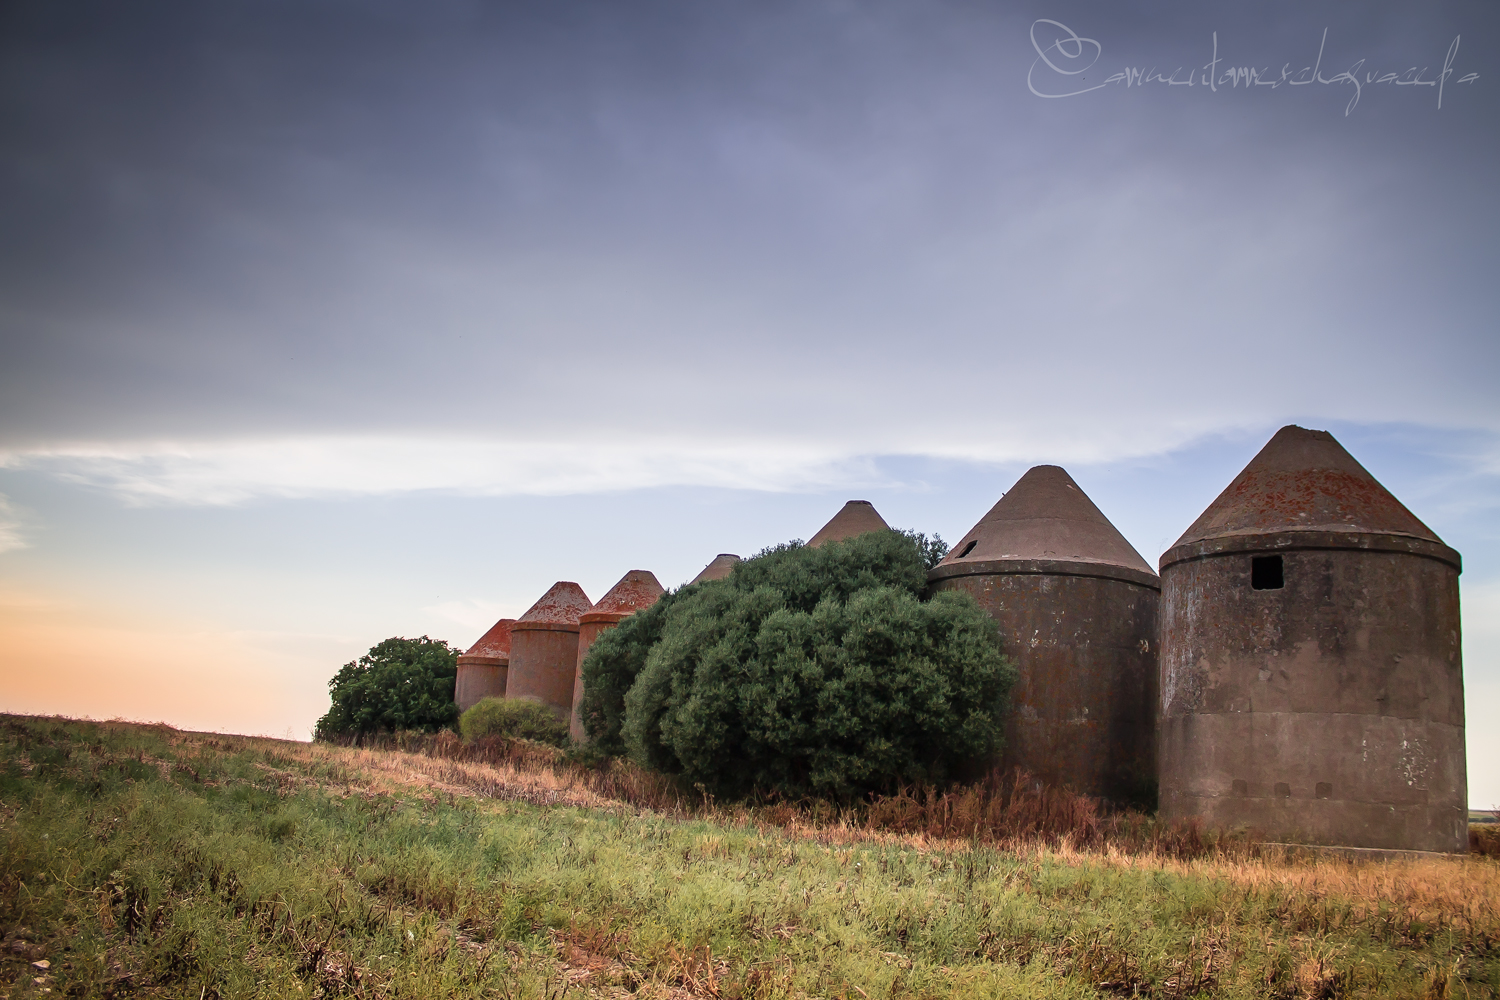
[2,0,1497,800]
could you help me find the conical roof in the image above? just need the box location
[690,554,740,585]
[806,500,890,548]
[459,618,515,663]
[582,570,664,622]
[1172,426,1442,548]
[930,466,1157,588]
[513,581,593,628]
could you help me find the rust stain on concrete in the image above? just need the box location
[1171,426,1442,548]
[514,581,594,627]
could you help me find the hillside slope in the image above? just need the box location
[1,715,1496,998]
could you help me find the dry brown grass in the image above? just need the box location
[151,725,1500,869]
[1039,833,1500,953]
[857,767,1231,856]
[214,725,1500,956]
[309,733,1500,924]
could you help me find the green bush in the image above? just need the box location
[575,593,681,756]
[314,636,459,740]
[580,529,946,756]
[459,697,570,747]
[584,529,1014,800]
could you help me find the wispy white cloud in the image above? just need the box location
[0,430,1198,507]
[0,494,27,554]
[0,436,897,505]
[0,419,1482,512]
[3,422,1495,515]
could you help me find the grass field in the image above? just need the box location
[2,715,1497,999]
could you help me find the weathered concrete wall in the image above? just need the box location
[505,625,581,716]
[454,660,507,713]
[1158,541,1466,852]
[929,570,1158,802]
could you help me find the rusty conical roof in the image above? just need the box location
[460,618,515,662]
[806,500,890,548]
[689,554,740,585]
[930,466,1156,587]
[583,570,664,622]
[1161,426,1458,572]
[1171,425,1442,548]
[514,581,593,627]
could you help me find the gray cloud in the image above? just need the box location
[1,0,1495,457]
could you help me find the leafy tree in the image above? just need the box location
[314,636,459,740]
[576,593,681,756]
[584,529,1014,800]
[903,530,949,572]
[728,534,928,611]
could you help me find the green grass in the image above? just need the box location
[1,715,1496,999]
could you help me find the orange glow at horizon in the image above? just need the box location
[0,588,353,740]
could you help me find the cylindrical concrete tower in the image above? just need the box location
[927,466,1159,802]
[1158,426,1465,852]
[505,581,594,717]
[455,618,514,713]
[689,553,741,585]
[569,570,665,741]
[807,500,890,548]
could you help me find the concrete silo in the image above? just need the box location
[1158,426,1466,852]
[569,570,665,741]
[505,581,594,717]
[927,466,1159,802]
[454,618,514,713]
[807,500,890,547]
[689,553,741,585]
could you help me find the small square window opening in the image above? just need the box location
[1252,555,1284,590]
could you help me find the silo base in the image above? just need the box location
[1158,712,1467,853]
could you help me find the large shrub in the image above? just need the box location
[579,530,944,755]
[575,594,680,756]
[459,697,570,747]
[583,529,1015,800]
[314,636,459,740]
